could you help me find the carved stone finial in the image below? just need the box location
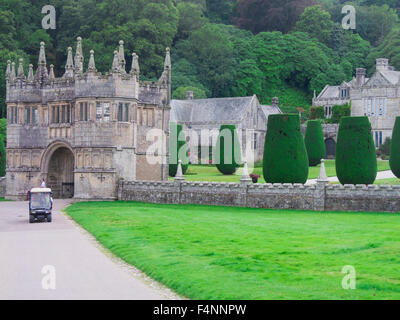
[5,60,11,79]
[36,42,48,80]
[164,47,171,70]
[17,58,25,79]
[112,50,120,73]
[118,40,126,73]
[174,160,185,182]
[88,50,96,72]
[10,61,16,81]
[49,64,55,80]
[74,37,84,73]
[27,64,34,82]
[130,52,140,75]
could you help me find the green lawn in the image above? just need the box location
[177,160,391,183]
[66,201,400,300]
[374,178,400,185]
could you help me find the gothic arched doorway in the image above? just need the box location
[325,138,336,159]
[46,147,74,199]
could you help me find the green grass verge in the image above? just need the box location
[66,201,400,300]
[176,160,391,183]
[374,178,400,185]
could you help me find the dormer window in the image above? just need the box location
[341,89,348,99]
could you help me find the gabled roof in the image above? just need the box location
[261,105,282,118]
[170,96,256,123]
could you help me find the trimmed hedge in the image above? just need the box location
[304,120,326,166]
[215,125,241,175]
[168,122,189,177]
[336,116,377,185]
[263,114,309,184]
[390,116,400,179]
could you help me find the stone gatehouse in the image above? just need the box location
[5,37,171,200]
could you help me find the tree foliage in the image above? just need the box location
[304,120,326,166]
[169,122,189,177]
[390,117,400,178]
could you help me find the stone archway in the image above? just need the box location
[325,138,336,159]
[41,142,75,199]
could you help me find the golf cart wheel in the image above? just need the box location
[47,214,52,223]
[29,216,35,224]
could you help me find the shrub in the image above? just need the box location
[329,104,351,124]
[390,117,400,179]
[263,114,309,184]
[215,125,241,175]
[336,116,377,185]
[0,133,5,177]
[309,106,325,120]
[379,137,391,157]
[304,120,326,166]
[168,122,189,177]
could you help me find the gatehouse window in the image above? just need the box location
[118,103,129,122]
[9,106,18,124]
[52,105,71,124]
[96,102,111,122]
[25,107,31,124]
[79,102,89,121]
[32,107,38,124]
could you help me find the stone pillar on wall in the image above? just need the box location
[240,160,252,206]
[314,159,328,211]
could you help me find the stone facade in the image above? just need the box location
[5,38,171,200]
[171,95,282,163]
[313,58,400,148]
[0,177,5,197]
[119,179,400,213]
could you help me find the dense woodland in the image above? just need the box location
[0,0,399,120]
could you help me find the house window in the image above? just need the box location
[341,89,348,98]
[253,133,257,150]
[365,98,387,117]
[374,131,383,147]
[80,102,89,121]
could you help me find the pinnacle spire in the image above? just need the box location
[118,40,126,73]
[88,50,96,72]
[64,47,74,78]
[112,50,120,73]
[27,64,34,82]
[74,37,84,73]
[38,41,47,67]
[130,53,140,75]
[36,42,48,81]
[164,47,171,70]
[49,64,55,80]
[10,61,16,81]
[17,58,25,79]
[5,60,11,79]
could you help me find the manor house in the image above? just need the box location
[5,37,171,200]
[313,58,400,149]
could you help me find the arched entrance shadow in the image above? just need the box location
[40,141,75,199]
[325,138,336,159]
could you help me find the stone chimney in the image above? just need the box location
[186,91,194,100]
[356,68,366,86]
[271,97,279,108]
[376,58,389,72]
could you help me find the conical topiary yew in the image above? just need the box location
[168,122,189,177]
[263,114,309,184]
[390,116,400,179]
[336,116,377,185]
[215,125,242,175]
[304,120,326,166]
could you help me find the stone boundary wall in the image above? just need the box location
[118,180,400,213]
[0,177,5,198]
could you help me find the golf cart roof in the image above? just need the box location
[30,188,52,193]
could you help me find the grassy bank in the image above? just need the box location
[66,201,400,300]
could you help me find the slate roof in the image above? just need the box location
[170,96,255,123]
[380,70,400,85]
[261,105,282,118]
